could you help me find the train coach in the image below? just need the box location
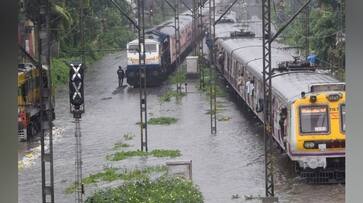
[126,11,209,87]
[213,12,345,183]
[18,63,55,141]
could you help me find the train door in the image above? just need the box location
[252,78,260,110]
[242,67,248,100]
[236,64,244,94]
[227,56,232,80]
[233,60,238,86]
[279,106,288,149]
[272,96,277,140]
[229,58,234,81]
[251,76,256,110]
[223,52,230,77]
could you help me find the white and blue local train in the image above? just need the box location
[126,11,208,86]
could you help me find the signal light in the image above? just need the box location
[69,63,84,108]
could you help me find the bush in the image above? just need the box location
[107,149,181,161]
[148,117,178,125]
[85,176,204,203]
[65,166,168,193]
[51,57,69,87]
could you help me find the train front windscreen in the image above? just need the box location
[299,105,329,134]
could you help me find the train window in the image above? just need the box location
[145,44,157,52]
[340,104,346,132]
[128,44,139,53]
[299,105,329,134]
[234,61,238,75]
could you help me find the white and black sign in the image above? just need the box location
[69,63,84,107]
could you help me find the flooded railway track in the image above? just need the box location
[18,52,344,203]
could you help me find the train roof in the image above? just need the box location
[127,38,159,45]
[154,13,193,36]
[215,17,340,103]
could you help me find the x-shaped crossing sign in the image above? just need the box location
[72,81,83,100]
[70,63,82,81]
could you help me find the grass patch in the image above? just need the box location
[148,117,178,125]
[217,116,232,122]
[198,65,227,97]
[113,142,131,150]
[159,90,186,102]
[123,133,135,141]
[65,168,119,194]
[107,149,181,161]
[107,150,148,161]
[65,166,168,194]
[85,176,204,203]
[169,66,187,85]
[151,149,181,158]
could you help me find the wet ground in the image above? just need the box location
[18,51,345,203]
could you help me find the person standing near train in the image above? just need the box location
[117,66,125,87]
[245,79,251,104]
[237,73,244,93]
[307,51,318,66]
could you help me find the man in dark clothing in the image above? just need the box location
[117,66,125,87]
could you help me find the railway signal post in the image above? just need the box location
[37,0,55,202]
[69,63,85,203]
[209,0,217,134]
[138,0,148,152]
[303,3,310,58]
[262,0,275,199]
[192,0,197,55]
[261,0,311,200]
[163,0,182,93]
[175,0,182,94]
[198,0,204,89]
[109,0,149,152]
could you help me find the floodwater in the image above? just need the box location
[18,51,345,203]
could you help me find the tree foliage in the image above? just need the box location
[274,0,345,74]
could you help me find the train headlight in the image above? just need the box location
[327,93,341,102]
[304,141,316,149]
[309,95,317,103]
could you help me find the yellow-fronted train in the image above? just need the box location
[18,63,55,141]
